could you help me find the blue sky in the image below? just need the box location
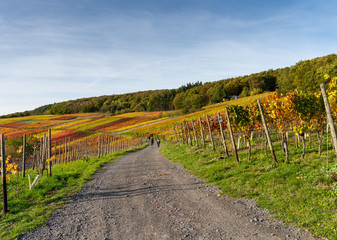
[0,0,336,115]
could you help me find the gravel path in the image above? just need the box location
[18,146,319,240]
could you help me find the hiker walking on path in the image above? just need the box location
[157,138,160,147]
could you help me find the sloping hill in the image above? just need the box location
[2,54,336,119]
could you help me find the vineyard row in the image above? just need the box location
[1,131,143,214]
[162,81,337,164]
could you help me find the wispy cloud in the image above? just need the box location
[0,0,337,115]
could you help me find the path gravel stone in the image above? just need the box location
[18,146,320,240]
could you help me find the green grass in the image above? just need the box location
[160,138,337,239]
[0,143,148,240]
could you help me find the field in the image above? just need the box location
[0,111,169,140]
[0,111,171,178]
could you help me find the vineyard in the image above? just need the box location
[2,77,337,238]
[132,75,337,166]
[144,77,337,239]
[0,111,171,221]
[2,78,336,191]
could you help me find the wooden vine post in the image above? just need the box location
[257,100,277,164]
[48,129,52,177]
[177,124,184,144]
[68,139,72,162]
[177,125,182,143]
[178,124,182,144]
[112,139,115,152]
[181,123,187,144]
[109,137,112,153]
[32,143,37,169]
[205,115,215,152]
[41,135,46,173]
[73,139,76,160]
[98,135,101,157]
[58,142,61,164]
[101,135,105,156]
[110,137,113,153]
[225,108,239,164]
[105,135,108,155]
[191,120,199,148]
[22,134,26,177]
[198,117,206,149]
[67,137,71,163]
[185,121,193,146]
[112,138,116,153]
[1,134,8,214]
[217,112,229,157]
[320,83,337,157]
[173,125,180,143]
[63,137,67,163]
[106,136,109,155]
[183,121,189,145]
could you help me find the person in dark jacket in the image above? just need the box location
[150,137,154,146]
[157,138,160,147]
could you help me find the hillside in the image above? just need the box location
[0,93,266,151]
[1,88,337,239]
[2,54,336,119]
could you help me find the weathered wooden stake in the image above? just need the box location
[58,142,61,164]
[191,120,199,148]
[185,121,193,146]
[113,137,116,152]
[22,134,26,177]
[173,125,180,143]
[198,117,206,149]
[257,100,277,164]
[180,123,186,144]
[178,124,184,144]
[1,134,8,213]
[225,108,239,164]
[320,83,337,158]
[63,137,67,163]
[67,137,71,162]
[109,137,112,154]
[217,112,229,157]
[98,135,101,157]
[41,135,47,174]
[102,136,105,155]
[32,143,37,170]
[205,115,215,152]
[48,129,52,177]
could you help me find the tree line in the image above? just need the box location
[2,54,337,118]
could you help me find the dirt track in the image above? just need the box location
[18,146,319,240]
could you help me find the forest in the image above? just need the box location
[2,54,337,118]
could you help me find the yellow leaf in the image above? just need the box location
[324,74,330,80]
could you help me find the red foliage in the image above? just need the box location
[87,118,132,132]
[51,130,91,144]
[6,129,45,139]
[0,122,26,128]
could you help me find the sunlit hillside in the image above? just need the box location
[124,92,274,136]
[0,92,272,143]
[0,111,170,143]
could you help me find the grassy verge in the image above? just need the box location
[0,143,148,240]
[160,140,337,239]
